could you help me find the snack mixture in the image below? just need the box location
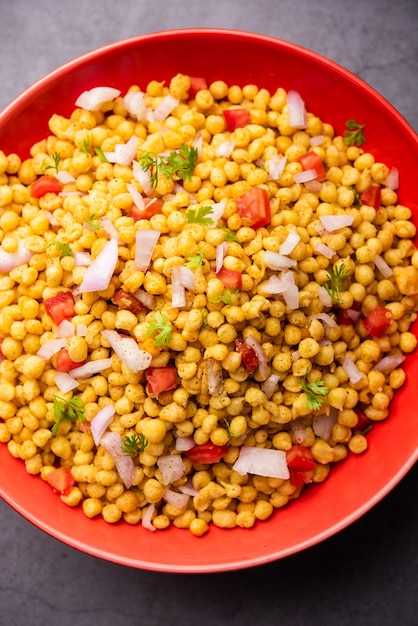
[0,74,417,535]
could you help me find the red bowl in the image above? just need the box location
[1,28,417,573]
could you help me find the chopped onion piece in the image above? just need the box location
[123,91,146,121]
[290,419,307,444]
[157,454,186,485]
[152,94,179,122]
[91,405,115,446]
[313,408,338,440]
[104,135,139,167]
[179,265,195,291]
[281,271,299,309]
[215,242,228,273]
[175,436,196,452]
[79,238,118,293]
[268,154,287,180]
[76,324,88,337]
[133,288,155,309]
[315,242,335,259]
[261,374,279,400]
[319,214,355,232]
[215,140,235,158]
[386,167,399,190]
[69,358,113,379]
[309,135,326,146]
[245,336,268,380]
[192,131,203,157]
[207,198,226,228]
[303,180,323,193]
[287,90,307,129]
[134,229,160,271]
[264,250,297,270]
[99,217,121,243]
[307,312,337,328]
[346,308,362,322]
[279,231,300,255]
[343,354,363,383]
[142,504,156,532]
[177,480,199,496]
[37,337,67,360]
[0,240,32,273]
[261,275,289,295]
[100,431,135,489]
[54,170,75,184]
[74,251,91,267]
[373,354,405,372]
[55,372,79,393]
[317,285,333,307]
[126,182,145,210]
[171,266,186,308]
[75,87,121,111]
[294,168,318,183]
[101,329,152,373]
[44,210,59,226]
[163,488,190,509]
[56,320,75,338]
[132,160,153,197]
[374,254,393,278]
[233,446,290,479]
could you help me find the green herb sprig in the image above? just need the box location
[185,251,205,268]
[147,311,173,346]
[51,395,86,436]
[221,227,239,242]
[46,241,73,257]
[324,262,350,304]
[299,371,329,411]
[185,206,214,226]
[121,433,148,456]
[85,214,101,231]
[343,119,366,147]
[210,289,238,305]
[137,143,197,187]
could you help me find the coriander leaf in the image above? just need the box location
[185,251,205,268]
[147,311,173,346]
[221,226,239,242]
[324,262,350,304]
[165,144,198,181]
[80,136,91,156]
[200,308,209,329]
[185,206,214,225]
[46,241,74,257]
[343,119,366,147]
[223,418,238,440]
[85,214,101,231]
[299,371,329,411]
[121,433,148,456]
[210,289,238,305]
[94,147,108,162]
[51,395,86,436]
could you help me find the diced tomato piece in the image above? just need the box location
[354,409,373,433]
[236,186,271,230]
[216,267,242,290]
[127,197,162,221]
[185,443,228,464]
[363,305,391,337]
[30,175,63,198]
[45,466,75,495]
[112,289,144,316]
[146,366,177,397]
[223,108,251,132]
[336,302,361,325]
[56,349,86,372]
[188,76,208,97]
[286,445,316,485]
[298,152,327,181]
[360,185,381,210]
[44,291,75,326]
[235,339,259,374]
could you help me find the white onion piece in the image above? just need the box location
[133,288,155,309]
[313,408,338,440]
[56,319,75,338]
[55,372,79,393]
[0,240,32,273]
[279,231,300,255]
[157,454,186,485]
[315,242,335,259]
[373,354,405,372]
[303,180,323,193]
[294,169,318,184]
[142,504,156,532]
[343,354,363,383]
[101,329,152,373]
[126,182,145,210]
[309,135,326,146]
[177,480,199,496]
[245,336,268,381]
[123,91,146,121]
[290,419,307,444]
[192,131,203,157]
[386,167,399,190]
[37,337,67,360]
[175,436,196,452]
[215,140,235,158]
[100,431,135,489]
[264,250,297,270]
[134,229,160,271]
[268,154,287,180]
[346,308,362,322]
[281,271,299,309]
[173,182,197,205]
[233,446,290,479]
[374,254,393,278]
[207,198,226,228]
[69,358,113,379]
[171,266,186,308]
[261,275,289,295]
[317,285,333,307]
[74,251,91,267]
[319,214,355,232]
[79,238,118,293]
[179,265,195,291]
[75,87,121,111]
[91,404,115,446]
[151,94,179,122]
[287,90,307,129]
[163,488,190,509]
[261,374,279,400]
[104,135,139,167]
[307,312,338,328]
[76,324,88,337]
[215,242,228,273]
[99,217,122,243]
[44,210,59,226]
[54,170,76,184]
[132,160,153,197]
[59,191,85,198]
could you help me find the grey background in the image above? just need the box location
[0,1,417,625]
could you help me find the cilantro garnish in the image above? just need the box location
[147,311,173,346]
[85,214,101,231]
[343,119,366,147]
[80,136,91,156]
[46,241,73,257]
[185,251,205,268]
[51,395,86,436]
[121,433,148,456]
[94,147,108,162]
[324,262,350,304]
[185,206,214,226]
[137,143,198,188]
[210,289,238,305]
[221,227,239,242]
[299,371,329,411]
